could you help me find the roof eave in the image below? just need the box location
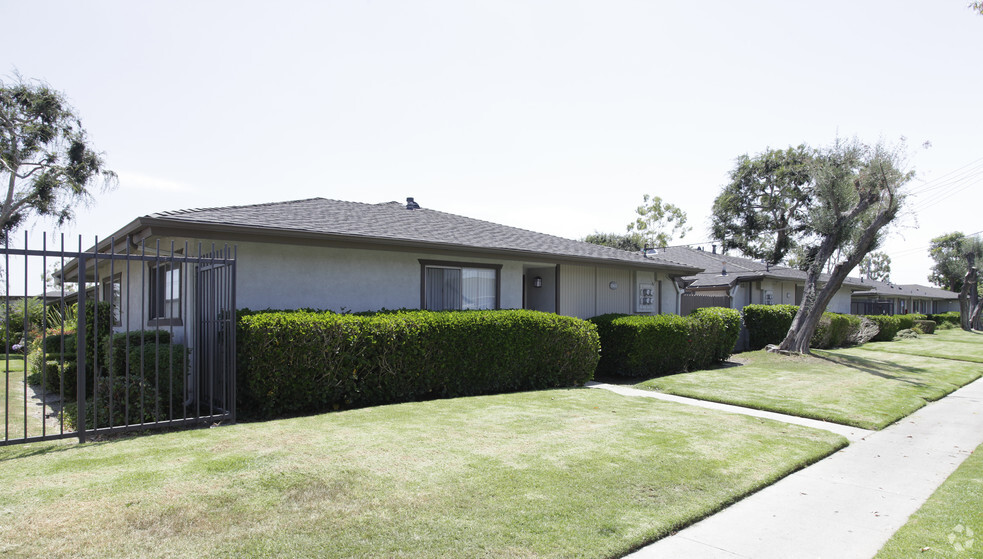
[133,217,703,274]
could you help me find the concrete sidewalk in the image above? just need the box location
[599,377,983,559]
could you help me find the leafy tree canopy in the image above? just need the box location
[582,231,646,252]
[859,251,891,282]
[927,231,978,292]
[767,138,911,353]
[0,75,116,242]
[711,145,813,265]
[626,194,690,248]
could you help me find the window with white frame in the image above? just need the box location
[421,261,500,311]
[149,262,182,324]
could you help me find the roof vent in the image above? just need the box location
[406,197,421,210]
[712,244,717,254]
[721,263,727,276]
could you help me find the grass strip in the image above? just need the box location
[875,443,983,558]
[638,334,982,430]
[0,355,36,441]
[860,329,983,364]
[0,388,844,558]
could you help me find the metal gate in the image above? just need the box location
[1,233,236,446]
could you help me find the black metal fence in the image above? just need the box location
[1,233,236,446]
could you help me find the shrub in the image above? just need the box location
[897,314,926,330]
[688,307,742,368]
[591,307,741,378]
[25,328,80,395]
[79,300,113,374]
[591,313,691,377]
[913,320,937,335]
[0,298,46,348]
[865,315,903,341]
[928,311,960,327]
[897,329,920,339]
[104,330,173,376]
[742,304,798,350]
[237,309,600,419]
[66,343,187,430]
[811,313,862,349]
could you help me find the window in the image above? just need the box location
[149,262,182,324]
[421,261,500,311]
[101,273,122,326]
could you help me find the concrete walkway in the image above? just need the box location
[586,382,873,442]
[589,378,983,559]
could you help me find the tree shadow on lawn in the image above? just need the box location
[812,351,935,388]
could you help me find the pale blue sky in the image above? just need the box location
[5,0,982,289]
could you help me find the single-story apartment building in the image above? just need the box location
[651,246,862,315]
[60,197,703,347]
[850,279,960,315]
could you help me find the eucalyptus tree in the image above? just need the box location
[626,194,690,248]
[859,251,892,282]
[0,75,116,242]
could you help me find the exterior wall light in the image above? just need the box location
[533,276,543,288]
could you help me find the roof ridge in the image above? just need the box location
[147,197,333,218]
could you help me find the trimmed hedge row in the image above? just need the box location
[929,311,960,327]
[864,315,903,342]
[742,305,798,350]
[237,309,601,419]
[589,307,742,378]
[742,304,864,350]
[811,313,863,349]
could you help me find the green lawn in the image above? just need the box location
[638,331,983,430]
[0,388,845,558]
[0,355,34,441]
[875,442,983,558]
[861,328,983,363]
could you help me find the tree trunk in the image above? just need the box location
[778,199,897,354]
[958,255,977,331]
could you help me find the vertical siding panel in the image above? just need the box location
[596,268,631,315]
[558,264,596,319]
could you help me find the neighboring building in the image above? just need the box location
[850,280,960,315]
[59,197,703,346]
[652,246,862,315]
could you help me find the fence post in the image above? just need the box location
[76,254,87,444]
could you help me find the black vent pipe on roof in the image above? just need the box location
[406,197,421,210]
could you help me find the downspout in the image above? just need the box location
[668,275,683,315]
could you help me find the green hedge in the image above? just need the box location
[811,313,862,349]
[80,300,113,374]
[237,309,600,419]
[913,320,937,334]
[67,343,187,430]
[864,315,903,342]
[928,311,960,327]
[741,305,798,350]
[896,314,926,331]
[742,304,864,350]
[105,330,173,376]
[688,307,743,367]
[590,307,742,378]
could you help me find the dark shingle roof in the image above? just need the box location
[653,246,866,289]
[852,279,959,300]
[141,198,700,272]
